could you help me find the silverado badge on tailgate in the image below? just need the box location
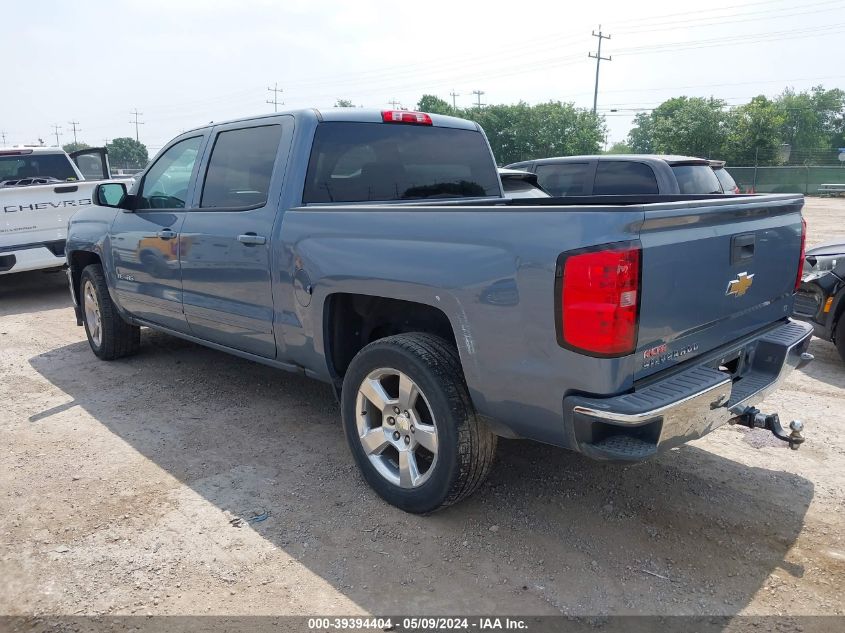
[726,272,754,297]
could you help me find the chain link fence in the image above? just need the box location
[728,165,845,195]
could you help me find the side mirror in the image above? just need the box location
[95,182,127,208]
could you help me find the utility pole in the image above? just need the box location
[449,89,460,110]
[129,109,144,143]
[103,138,110,147]
[388,98,402,109]
[266,83,284,112]
[0,131,7,145]
[68,120,81,144]
[471,90,485,108]
[51,124,62,147]
[588,25,611,115]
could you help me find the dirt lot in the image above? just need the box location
[1,198,844,618]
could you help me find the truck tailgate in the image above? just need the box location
[635,194,804,380]
[0,182,95,249]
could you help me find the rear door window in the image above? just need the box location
[592,161,659,195]
[303,122,500,203]
[672,164,723,194]
[200,125,283,208]
[534,163,590,196]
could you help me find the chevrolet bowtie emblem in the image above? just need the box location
[726,272,754,297]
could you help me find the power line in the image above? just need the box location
[614,0,843,34]
[68,121,81,144]
[129,109,144,143]
[449,89,460,110]
[589,25,611,115]
[51,124,62,147]
[472,90,485,108]
[266,83,284,112]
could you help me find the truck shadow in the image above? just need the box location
[29,332,813,616]
[0,268,70,317]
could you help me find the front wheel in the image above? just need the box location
[80,264,140,360]
[341,333,496,514]
[836,316,845,363]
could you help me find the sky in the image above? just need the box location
[3,0,845,154]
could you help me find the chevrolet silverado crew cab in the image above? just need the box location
[65,109,812,513]
[1,146,112,274]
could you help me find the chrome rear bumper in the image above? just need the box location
[565,320,814,461]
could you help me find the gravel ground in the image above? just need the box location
[1,198,843,618]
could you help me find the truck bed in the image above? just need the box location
[281,192,803,446]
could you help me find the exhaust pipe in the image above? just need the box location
[729,407,805,450]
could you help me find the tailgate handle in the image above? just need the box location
[731,233,755,264]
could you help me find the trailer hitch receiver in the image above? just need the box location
[730,407,805,450]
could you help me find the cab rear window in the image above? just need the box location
[303,122,500,203]
[0,154,77,182]
[672,164,723,194]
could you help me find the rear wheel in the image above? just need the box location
[80,264,140,360]
[341,333,496,513]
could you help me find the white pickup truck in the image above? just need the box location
[1,146,115,274]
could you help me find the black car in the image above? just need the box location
[505,154,725,197]
[794,238,845,361]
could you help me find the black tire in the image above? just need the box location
[835,316,845,363]
[80,263,140,360]
[341,333,496,513]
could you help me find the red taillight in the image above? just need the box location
[795,217,807,291]
[381,110,433,125]
[559,245,641,356]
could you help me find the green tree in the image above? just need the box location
[722,96,784,165]
[107,137,148,169]
[776,86,845,163]
[334,99,355,107]
[416,94,453,115]
[626,97,728,158]
[605,141,632,154]
[457,100,604,165]
[62,141,90,153]
[628,112,654,154]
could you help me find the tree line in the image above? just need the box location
[623,86,845,165]
[382,86,845,167]
[409,95,606,166]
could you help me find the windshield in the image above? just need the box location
[671,164,723,194]
[303,122,501,203]
[0,153,78,182]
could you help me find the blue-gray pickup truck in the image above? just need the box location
[65,108,813,513]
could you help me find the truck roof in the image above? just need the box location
[518,154,709,166]
[178,108,480,136]
[0,146,67,155]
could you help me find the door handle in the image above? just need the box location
[156,229,177,240]
[731,233,755,264]
[238,233,266,245]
